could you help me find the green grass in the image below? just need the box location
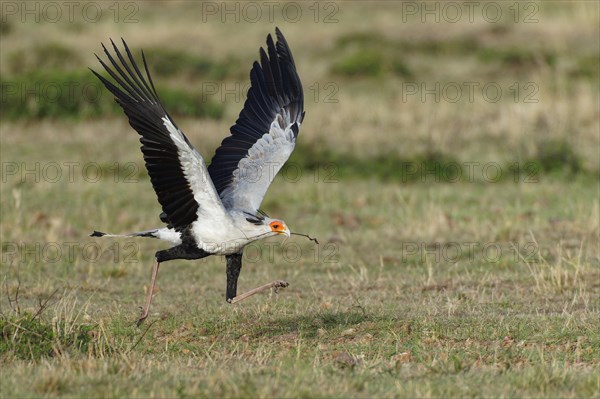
[2,174,598,397]
[333,49,386,77]
[1,70,225,120]
[145,47,245,81]
[6,43,82,74]
[1,1,599,397]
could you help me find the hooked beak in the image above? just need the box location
[280,226,291,238]
[274,226,291,243]
[280,226,290,244]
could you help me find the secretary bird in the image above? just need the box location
[90,28,312,325]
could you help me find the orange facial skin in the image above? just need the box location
[269,221,287,234]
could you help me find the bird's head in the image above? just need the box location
[266,219,290,238]
[243,213,290,239]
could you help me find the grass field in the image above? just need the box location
[1,1,599,397]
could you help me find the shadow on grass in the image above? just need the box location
[246,310,375,339]
[167,306,406,342]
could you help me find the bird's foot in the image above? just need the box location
[136,306,148,326]
[272,280,289,293]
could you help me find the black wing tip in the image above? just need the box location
[98,37,131,53]
[260,28,302,97]
[266,32,276,49]
[93,37,167,111]
[101,36,128,48]
[274,27,286,43]
[90,230,106,237]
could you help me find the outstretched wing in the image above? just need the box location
[208,28,304,213]
[91,39,227,231]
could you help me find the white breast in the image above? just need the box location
[189,218,254,255]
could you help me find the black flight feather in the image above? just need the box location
[90,39,200,231]
[208,27,304,198]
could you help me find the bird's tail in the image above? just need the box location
[90,228,182,245]
[90,229,156,239]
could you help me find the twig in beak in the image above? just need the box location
[291,232,319,245]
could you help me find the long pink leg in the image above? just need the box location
[229,280,289,304]
[137,258,159,326]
